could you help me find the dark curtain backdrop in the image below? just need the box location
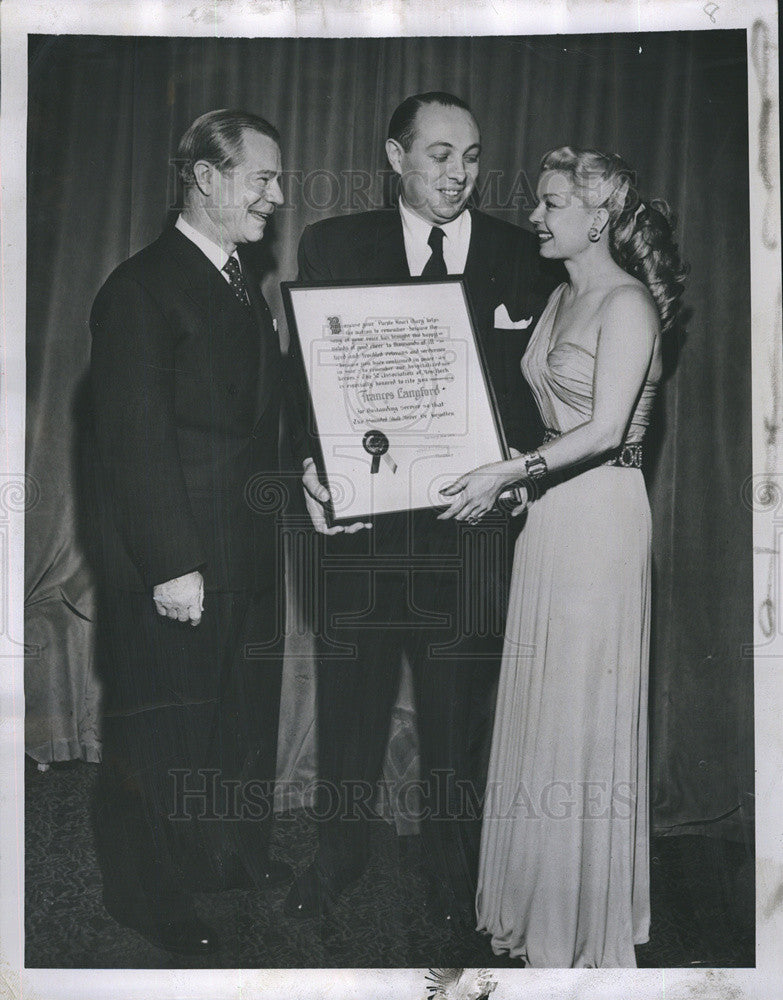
[25,32,752,838]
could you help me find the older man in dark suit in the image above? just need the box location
[90,109,296,956]
[286,92,560,925]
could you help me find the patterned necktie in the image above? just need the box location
[222,255,250,307]
[421,226,447,279]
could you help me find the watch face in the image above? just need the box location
[525,452,547,478]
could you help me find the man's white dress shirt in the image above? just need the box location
[398,197,471,276]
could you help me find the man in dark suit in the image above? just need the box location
[286,92,559,925]
[90,109,295,955]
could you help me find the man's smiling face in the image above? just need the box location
[204,129,284,248]
[387,103,480,225]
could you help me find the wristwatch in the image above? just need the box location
[522,449,549,500]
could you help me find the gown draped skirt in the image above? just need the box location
[476,284,653,968]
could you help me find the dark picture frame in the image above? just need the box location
[282,276,513,522]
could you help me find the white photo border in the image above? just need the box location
[1,1,780,997]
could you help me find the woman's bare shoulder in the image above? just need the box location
[601,278,658,322]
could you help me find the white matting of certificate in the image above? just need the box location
[285,280,508,520]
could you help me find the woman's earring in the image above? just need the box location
[588,227,600,242]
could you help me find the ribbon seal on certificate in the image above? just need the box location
[362,429,398,474]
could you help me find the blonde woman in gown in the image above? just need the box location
[438,148,686,968]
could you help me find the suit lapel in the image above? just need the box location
[364,210,410,282]
[160,227,279,419]
[239,248,280,415]
[162,227,258,339]
[463,209,500,312]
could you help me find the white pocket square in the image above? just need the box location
[494,303,532,329]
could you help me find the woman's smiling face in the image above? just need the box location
[529,169,597,260]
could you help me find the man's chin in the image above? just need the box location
[243,219,268,242]
[433,203,470,223]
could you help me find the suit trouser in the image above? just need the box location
[93,584,283,919]
[314,510,511,912]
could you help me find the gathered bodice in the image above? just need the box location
[521,283,658,444]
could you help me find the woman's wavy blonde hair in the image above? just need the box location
[541,146,688,333]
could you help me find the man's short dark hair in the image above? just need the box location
[387,92,473,151]
[177,109,280,189]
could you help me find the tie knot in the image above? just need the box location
[428,226,445,252]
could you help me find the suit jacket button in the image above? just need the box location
[228,384,238,396]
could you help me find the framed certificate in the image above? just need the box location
[282,278,512,521]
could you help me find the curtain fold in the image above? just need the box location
[25,31,752,837]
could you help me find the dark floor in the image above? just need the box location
[25,759,755,969]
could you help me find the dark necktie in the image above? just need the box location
[421,226,447,279]
[222,255,250,307]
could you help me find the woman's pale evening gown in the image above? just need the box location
[476,284,656,967]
